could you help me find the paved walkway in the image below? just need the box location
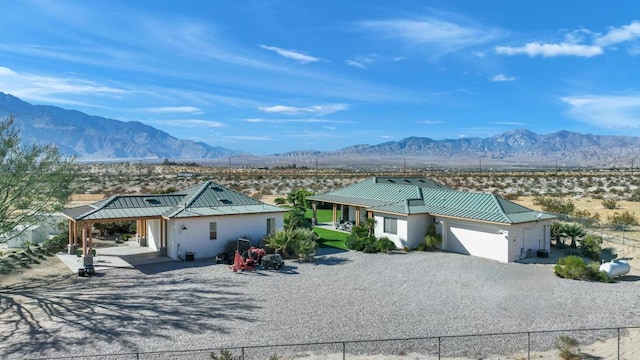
[57,240,173,273]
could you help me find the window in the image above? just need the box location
[209,222,217,240]
[383,217,397,235]
[267,218,276,235]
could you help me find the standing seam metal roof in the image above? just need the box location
[62,180,285,221]
[308,177,555,224]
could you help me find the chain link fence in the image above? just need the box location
[27,326,640,360]
[548,212,640,248]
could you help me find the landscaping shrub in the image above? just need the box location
[554,255,611,282]
[580,234,603,261]
[375,237,396,253]
[554,255,587,280]
[264,228,317,260]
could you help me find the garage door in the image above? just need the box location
[447,224,508,262]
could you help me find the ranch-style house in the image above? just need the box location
[308,177,556,263]
[62,180,286,260]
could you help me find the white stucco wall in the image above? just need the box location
[370,213,431,249]
[146,219,161,251]
[1,224,48,249]
[506,220,552,262]
[166,212,284,260]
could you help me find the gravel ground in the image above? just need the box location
[2,249,640,359]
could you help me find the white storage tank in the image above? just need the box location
[599,260,630,278]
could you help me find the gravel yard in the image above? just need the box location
[2,249,640,359]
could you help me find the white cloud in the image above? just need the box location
[358,17,502,55]
[224,135,276,141]
[596,21,640,46]
[258,103,348,116]
[136,106,203,114]
[323,126,337,130]
[491,121,527,126]
[491,74,515,82]
[152,119,225,128]
[346,60,366,69]
[259,45,320,63]
[0,66,128,106]
[561,94,640,128]
[245,117,353,124]
[472,51,485,57]
[420,120,443,124]
[495,42,603,57]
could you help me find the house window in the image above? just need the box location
[267,218,276,235]
[209,222,217,240]
[383,217,397,235]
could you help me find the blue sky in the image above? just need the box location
[1,1,640,155]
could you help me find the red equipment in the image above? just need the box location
[230,239,266,272]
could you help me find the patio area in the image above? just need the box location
[57,239,173,273]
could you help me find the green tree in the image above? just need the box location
[581,234,603,261]
[286,189,313,210]
[0,115,75,244]
[561,222,587,248]
[284,207,312,230]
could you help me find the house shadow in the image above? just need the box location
[133,259,216,275]
[0,268,261,359]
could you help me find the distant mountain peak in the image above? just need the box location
[0,93,239,159]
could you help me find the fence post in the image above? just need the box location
[527,332,530,360]
[438,337,441,360]
[342,342,346,360]
[242,347,245,360]
[618,327,620,360]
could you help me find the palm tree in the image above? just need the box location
[561,222,587,248]
[550,221,563,246]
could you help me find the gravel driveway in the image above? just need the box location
[2,249,640,359]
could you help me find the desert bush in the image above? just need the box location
[210,349,241,360]
[602,199,617,209]
[533,196,575,215]
[608,211,639,230]
[556,335,580,360]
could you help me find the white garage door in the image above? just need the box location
[447,223,508,262]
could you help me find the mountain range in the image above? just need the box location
[0,92,238,160]
[1,92,639,167]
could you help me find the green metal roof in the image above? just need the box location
[63,180,285,221]
[309,177,555,224]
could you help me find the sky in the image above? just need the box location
[1,1,640,155]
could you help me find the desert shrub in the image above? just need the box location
[533,196,575,215]
[608,211,639,230]
[602,198,617,209]
[210,349,241,360]
[556,335,580,360]
[580,234,603,261]
[274,197,287,205]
